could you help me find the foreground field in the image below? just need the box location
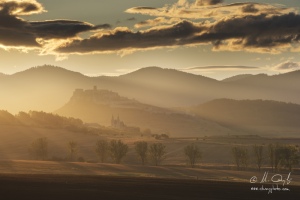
[1,160,300,184]
[0,173,299,200]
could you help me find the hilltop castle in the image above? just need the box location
[72,86,122,104]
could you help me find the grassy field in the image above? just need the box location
[1,124,300,166]
[0,160,300,185]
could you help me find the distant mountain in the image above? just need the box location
[2,65,300,114]
[117,66,221,108]
[0,65,96,113]
[188,99,300,136]
[56,88,238,137]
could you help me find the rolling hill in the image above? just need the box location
[56,87,238,137]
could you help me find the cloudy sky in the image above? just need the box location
[1,0,300,79]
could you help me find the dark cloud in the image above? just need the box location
[127,17,136,21]
[242,4,258,13]
[196,0,223,6]
[134,17,179,28]
[56,21,203,53]
[96,24,111,29]
[131,7,156,10]
[203,13,300,50]
[136,20,148,27]
[56,12,300,54]
[0,0,44,15]
[30,20,109,39]
[0,0,110,48]
[0,4,39,47]
[1,0,298,56]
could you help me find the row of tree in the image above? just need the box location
[29,138,299,171]
[29,138,202,167]
[232,144,299,172]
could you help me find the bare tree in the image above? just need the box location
[232,146,248,170]
[274,145,299,172]
[110,140,128,164]
[268,144,275,172]
[253,145,264,171]
[279,145,299,171]
[274,144,283,172]
[29,137,48,160]
[67,141,78,161]
[95,139,109,163]
[184,143,202,168]
[134,141,148,165]
[149,143,166,166]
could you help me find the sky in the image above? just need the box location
[1,0,300,79]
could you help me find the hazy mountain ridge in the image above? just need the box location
[190,98,300,125]
[2,65,300,113]
[187,99,300,136]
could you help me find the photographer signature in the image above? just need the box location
[250,172,292,186]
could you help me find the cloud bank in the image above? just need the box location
[1,0,300,59]
[57,13,300,55]
[186,66,257,70]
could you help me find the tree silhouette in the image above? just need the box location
[134,141,148,165]
[184,143,202,168]
[253,145,263,171]
[149,143,166,166]
[95,139,109,163]
[67,141,78,161]
[232,146,248,170]
[109,140,128,164]
[273,144,299,172]
[268,144,275,172]
[29,137,48,160]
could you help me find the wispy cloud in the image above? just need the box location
[126,1,292,20]
[186,66,258,70]
[273,61,300,71]
[134,17,180,28]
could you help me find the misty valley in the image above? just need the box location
[1,66,300,199]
